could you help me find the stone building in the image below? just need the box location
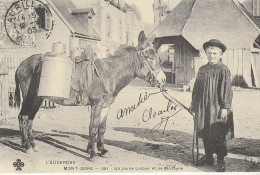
[153,0,181,26]
[125,3,143,46]
[73,0,127,57]
[76,0,143,57]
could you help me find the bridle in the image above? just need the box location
[136,46,162,84]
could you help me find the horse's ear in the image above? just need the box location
[138,31,147,49]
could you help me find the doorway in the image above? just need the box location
[158,44,176,84]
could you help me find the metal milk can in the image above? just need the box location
[38,42,72,99]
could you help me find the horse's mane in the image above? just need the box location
[104,45,138,63]
[96,45,143,74]
[115,46,143,67]
[114,45,136,57]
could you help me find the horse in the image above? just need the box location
[14,31,166,158]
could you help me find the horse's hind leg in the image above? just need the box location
[18,80,32,150]
[19,97,42,153]
[18,99,34,153]
[86,104,103,158]
[97,106,110,156]
[28,97,44,151]
[18,115,30,151]
[18,71,42,153]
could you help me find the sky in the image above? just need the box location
[124,0,154,24]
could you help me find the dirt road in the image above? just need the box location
[0,79,260,173]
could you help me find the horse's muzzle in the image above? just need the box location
[155,69,166,85]
[147,69,166,87]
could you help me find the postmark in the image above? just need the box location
[4,0,54,46]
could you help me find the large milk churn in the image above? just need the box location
[38,42,72,99]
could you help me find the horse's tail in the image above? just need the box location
[14,71,21,108]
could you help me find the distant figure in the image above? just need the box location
[189,39,234,172]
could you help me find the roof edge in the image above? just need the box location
[73,33,101,41]
[181,0,197,36]
[233,0,260,33]
[46,0,75,33]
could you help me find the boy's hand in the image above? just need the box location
[220,109,228,118]
[189,105,194,113]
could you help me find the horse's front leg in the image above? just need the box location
[86,104,103,158]
[97,106,110,156]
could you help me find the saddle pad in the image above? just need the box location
[71,62,84,92]
[70,61,96,92]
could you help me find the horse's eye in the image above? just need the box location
[149,49,155,54]
[145,49,155,56]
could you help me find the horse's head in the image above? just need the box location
[136,31,166,87]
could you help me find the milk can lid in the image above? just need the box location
[52,42,66,55]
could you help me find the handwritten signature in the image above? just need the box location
[142,101,182,133]
[116,91,161,119]
[142,101,177,122]
[116,90,185,133]
[151,109,182,133]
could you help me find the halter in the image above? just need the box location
[136,46,162,83]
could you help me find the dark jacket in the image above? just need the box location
[191,62,234,140]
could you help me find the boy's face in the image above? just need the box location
[205,46,222,64]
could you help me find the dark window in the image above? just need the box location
[35,7,51,29]
[35,7,45,29]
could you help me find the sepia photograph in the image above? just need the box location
[0,0,259,173]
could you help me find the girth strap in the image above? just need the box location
[72,60,100,105]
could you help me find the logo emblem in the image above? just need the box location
[13,159,24,171]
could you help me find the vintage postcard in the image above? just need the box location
[0,0,260,173]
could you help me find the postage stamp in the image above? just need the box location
[0,0,260,174]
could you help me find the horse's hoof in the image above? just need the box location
[25,148,34,154]
[32,146,39,152]
[89,151,98,162]
[90,156,99,162]
[98,149,109,158]
[90,152,97,159]
[86,149,97,159]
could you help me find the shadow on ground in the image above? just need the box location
[113,127,260,157]
[228,138,260,157]
[54,128,260,172]
[36,136,91,161]
[1,127,259,172]
[0,140,24,152]
[0,128,21,138]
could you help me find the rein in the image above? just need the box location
[159,86,199,165]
